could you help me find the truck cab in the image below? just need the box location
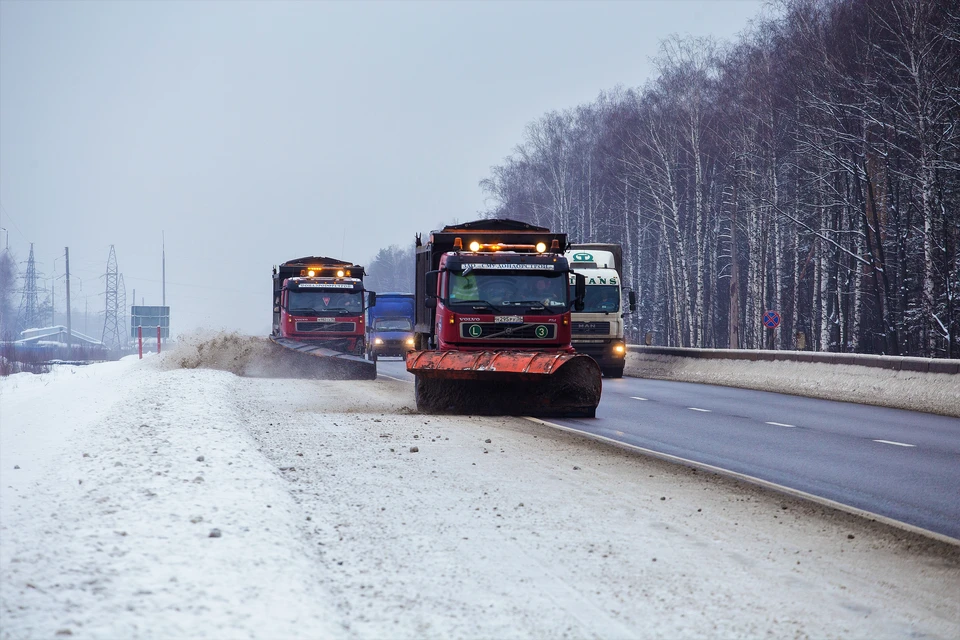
[426,249,578,353]
[565,246,635,378]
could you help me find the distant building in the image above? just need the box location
[17,326,105,348]
[2,325,109,364]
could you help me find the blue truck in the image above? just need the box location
[365,292,415,362]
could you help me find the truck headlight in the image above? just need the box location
[613,342,625,354]
[374,338,384,345]
[405,337,415,346]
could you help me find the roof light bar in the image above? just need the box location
[465,241,550,252]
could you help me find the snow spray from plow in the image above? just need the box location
[159,333,377,380]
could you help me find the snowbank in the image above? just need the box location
[626,352,960,417]
[1,354,343,639]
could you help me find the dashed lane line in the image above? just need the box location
[873,439,916,448]
[765,421,797,428]
[630,397,648,401]
[378,374,413,383]
[688,407,711,412]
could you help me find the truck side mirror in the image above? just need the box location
[574,273,586,312]
[425,270,439,298]
[425,297,437,309]
[367,291,377,308]
[629,290,637,313]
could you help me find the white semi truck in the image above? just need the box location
[565,244,635,378]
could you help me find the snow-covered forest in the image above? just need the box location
[479,0,958,358]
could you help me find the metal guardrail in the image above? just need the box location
[627,345,960,375]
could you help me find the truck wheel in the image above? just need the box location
[602,367,624,379]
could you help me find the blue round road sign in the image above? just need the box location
[762,310,781,329]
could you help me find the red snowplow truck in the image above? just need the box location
[270,256,377,380]
[406,219,602,417]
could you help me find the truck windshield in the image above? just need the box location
[569,284,620,313]
[374,318,413,331]
[288,291,362,315]
[448,271,568,311]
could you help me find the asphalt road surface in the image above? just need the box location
[376,357,960,540]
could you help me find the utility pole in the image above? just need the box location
[65,247,72,345]
[162,232,166,347]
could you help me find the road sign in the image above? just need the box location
[131,305,171,339]
[762,310,781,329]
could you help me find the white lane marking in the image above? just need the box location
[688,407,711,412]
[630,397,648,401]
[873,439,916,448]
[766,421,797,428]
[378,374,413,383]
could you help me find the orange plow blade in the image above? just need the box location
[406,350,601,417]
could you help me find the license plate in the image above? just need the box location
[495,316,523,324]
[314,317,336,322]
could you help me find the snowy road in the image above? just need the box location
[2,336,959,639]
[378,357,960,539]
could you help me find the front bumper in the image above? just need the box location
[370,333,415,357]
[571,338,626,367]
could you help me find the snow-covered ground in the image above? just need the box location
[626,352,960,417]
[2,333,959,639]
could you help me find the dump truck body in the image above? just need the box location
[407,219,601,417]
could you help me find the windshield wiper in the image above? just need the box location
[462,300,503,314]
[291,308,356,316]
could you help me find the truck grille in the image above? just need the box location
[572,321,611,335]
[460,323,556,340]
[296,321,357,333]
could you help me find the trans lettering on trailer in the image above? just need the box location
[568,274,619,286]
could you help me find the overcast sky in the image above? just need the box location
[1,0,765,336]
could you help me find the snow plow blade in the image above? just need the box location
[406,351,601,417]
[267,336,377,380]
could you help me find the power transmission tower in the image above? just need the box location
[17,243,41,332]
[101,245,124,351]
